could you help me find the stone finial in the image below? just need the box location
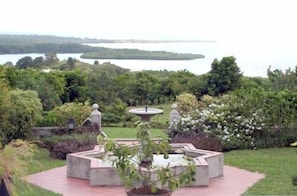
[92,103,99,110]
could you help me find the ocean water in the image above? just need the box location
[1,40,296,77]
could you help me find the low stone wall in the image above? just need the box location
[32,127,59,137]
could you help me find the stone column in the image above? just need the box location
[90,103,101,133]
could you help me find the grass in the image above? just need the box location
[224,147,297,195]
[17,148,65,196]
[103,127,167,138]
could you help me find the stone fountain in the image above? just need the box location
[129,106,163,122]
[66,104,223,187]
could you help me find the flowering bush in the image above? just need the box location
[178,94,265,151]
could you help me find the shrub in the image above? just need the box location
[176,93,198,115]
[177,94,264,151]
[41,133,97,159]
[0,89,42,144]
[37,101,92,127]
[171,132,223,152]
[175,90,297,150]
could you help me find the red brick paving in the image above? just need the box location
[26,165,264,196]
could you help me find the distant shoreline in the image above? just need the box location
[99,39,217,43]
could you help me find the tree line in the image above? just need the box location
[1,54,296,145]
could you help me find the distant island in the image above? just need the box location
[0,34,205,60]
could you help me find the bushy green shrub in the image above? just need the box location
[0,89,42,144]
[37,101,92,127]
[176,93,198,115]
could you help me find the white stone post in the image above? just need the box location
[90,103,101,132]
[169,103,180,128]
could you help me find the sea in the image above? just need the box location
[0,40,296,77]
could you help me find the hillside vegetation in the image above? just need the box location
[0,34,204,60]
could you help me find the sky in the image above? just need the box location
[1,0,297,41]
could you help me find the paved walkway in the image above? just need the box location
[26,165,264,196]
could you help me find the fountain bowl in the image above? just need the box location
[129,107,163,121]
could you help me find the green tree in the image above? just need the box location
[61,70,87,103]
[267,66,297,91]
[187,74,208,99]
[15,56,33,69]
[207,56,242,96]
[131,72,158,105]
[45,53,59,64]
[0,89,42,144]
[33,56,44,67]
[66,57,76,68]
[94,60,99,65]
[168,70,195,96]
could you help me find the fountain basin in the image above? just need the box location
[129,107,163,121]
[67,140,223,187]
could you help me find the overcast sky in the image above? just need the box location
[1,0,297,41]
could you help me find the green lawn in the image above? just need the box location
[16,148,65,196]
[224,147,297,195]
[103,127,167,138]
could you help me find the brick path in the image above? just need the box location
[26,165,264,196]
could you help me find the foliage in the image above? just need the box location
[206,56,242,96]
[101,121,196,194]
[0,140,36,196]
[61,70,87,103]
[176,89,297,150]
[38,102,92,127]
[267,66,297,91]
[81,48,204,60]
[15,56,34,69]
[177,93,264,151]
[0,89,42,144]
[41,133,97,159]
[7,68,64,111]
[175,92,199,115]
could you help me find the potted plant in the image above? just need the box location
[98,121,196,196]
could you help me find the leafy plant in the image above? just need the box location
[41,133,97,159]
[99,121,196,195]
[0,89,42,144]
[38,101,92,127]
[0,140,36,195]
